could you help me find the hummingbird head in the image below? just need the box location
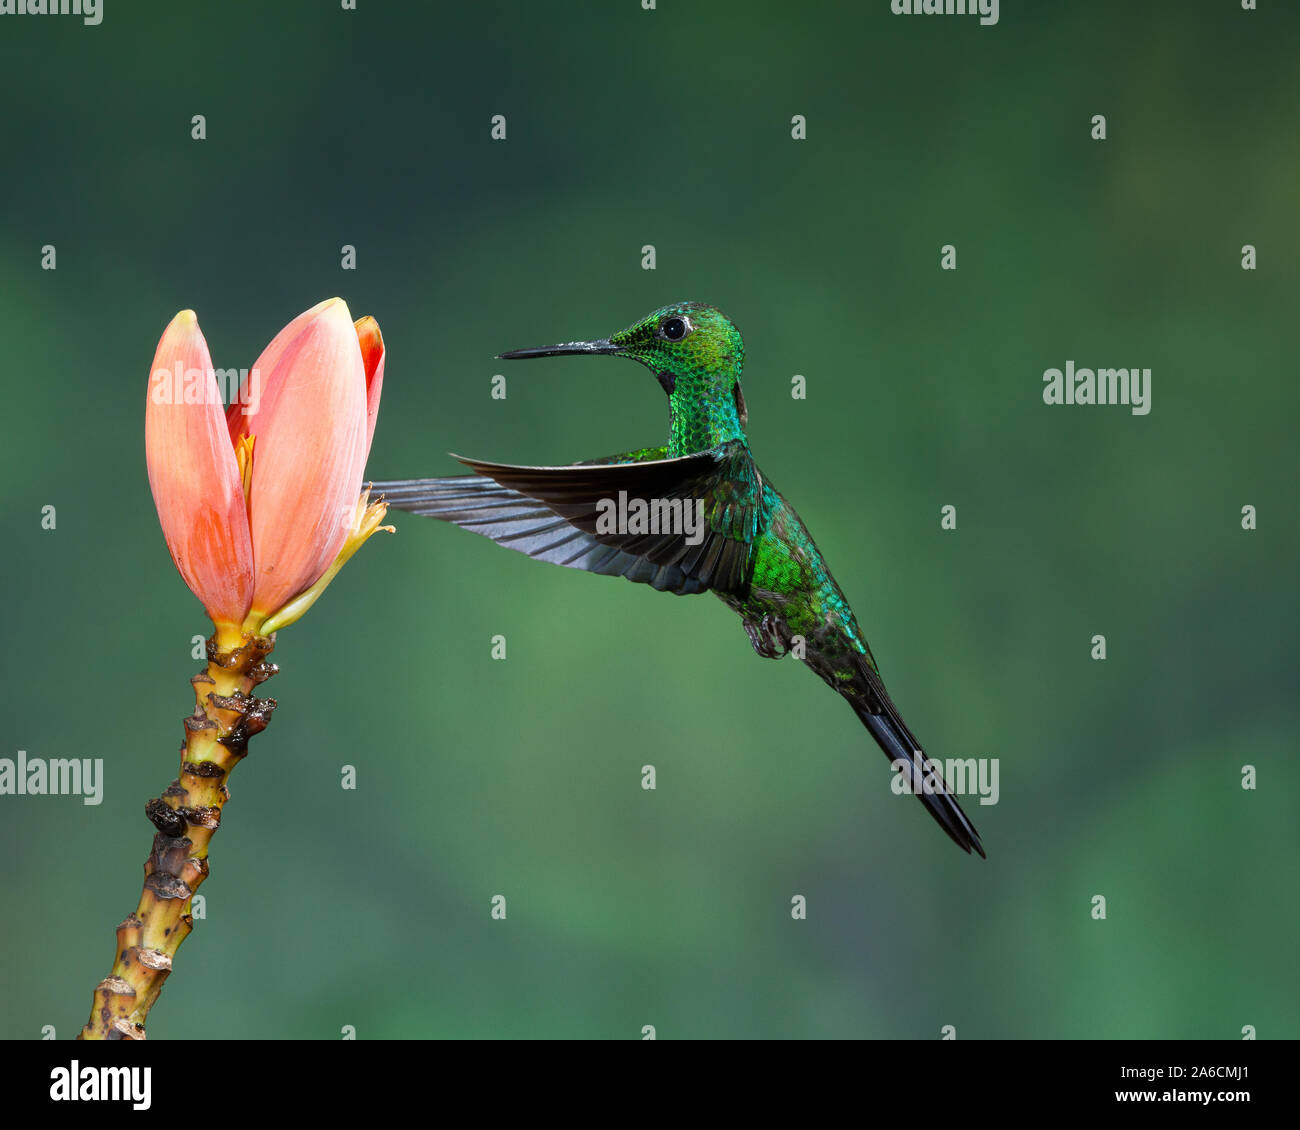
[497,301,748,423]
[606,302,745,399]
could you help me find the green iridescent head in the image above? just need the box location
[497,301,747,419]
[607,302,744,396]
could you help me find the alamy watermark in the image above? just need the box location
[50,1061,150,1110]
[891,753,999,806]
[0,751,103,805]
[891,0,998,27]
[0,0,102,25]
[1042,361,1151,415]
[595,492,705,546]
[150,361,261,415]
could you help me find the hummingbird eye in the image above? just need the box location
[658,316,691,342]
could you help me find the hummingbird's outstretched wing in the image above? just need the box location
[374,473,711,593]
[373,441,765,597]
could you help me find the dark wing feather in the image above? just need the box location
[451,441,764,596]
[372,474,712,593]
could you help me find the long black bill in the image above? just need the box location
[496,339,618,360]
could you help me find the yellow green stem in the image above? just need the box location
[77,628,278,1040]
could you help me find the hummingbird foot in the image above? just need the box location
[742,612,791,659]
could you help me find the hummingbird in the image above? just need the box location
[373,302,984,856]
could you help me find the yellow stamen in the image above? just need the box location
[235,434,256,505]
[258,487,394,635]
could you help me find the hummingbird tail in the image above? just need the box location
[827,653,985,858]
[851,698,986,858]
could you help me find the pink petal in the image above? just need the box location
[227,297,341,447]
[145,310,254,625]
[353,316,385,460]
[245,298,368,618]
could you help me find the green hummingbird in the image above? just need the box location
[374,302,984,856]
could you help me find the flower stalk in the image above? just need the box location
[78,629,278,1040]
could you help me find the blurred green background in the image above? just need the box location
[1,1,1296,1040]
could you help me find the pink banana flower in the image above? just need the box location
[145,298,390,637]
